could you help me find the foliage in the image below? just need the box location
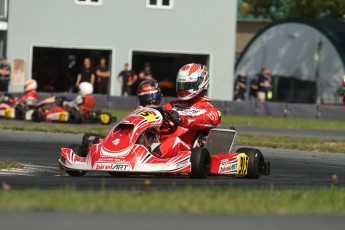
[239,0,345,21]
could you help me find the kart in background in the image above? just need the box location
[31,96,115,125]
[59,107,270,179]
[0,93,39,120]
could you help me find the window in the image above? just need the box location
[146,0,173,9]
[75,0,102,6]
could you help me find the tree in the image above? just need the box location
[239,0,345,21]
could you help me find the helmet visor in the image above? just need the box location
[138,91,161,106]
[176,81,199,91]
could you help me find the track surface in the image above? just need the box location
[0,130,344,189]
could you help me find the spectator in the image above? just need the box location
[234,72,248,101]
[117,63,137,96]
[256,67,272,102]
[75,57,95,89]
[249,75,259,100]
[96,57,110,94]
[139,63,154,81]
[0,57,11,92]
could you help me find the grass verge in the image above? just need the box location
[0,187,344,214]
[0,160,23,170]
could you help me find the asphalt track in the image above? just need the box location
[0,129,344,189]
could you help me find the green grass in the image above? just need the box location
[0,187,344,214]
[0,160,23,170]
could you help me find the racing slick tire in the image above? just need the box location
[68,109,82,124]
[14,105,25,120]
[236,147,265,179]
[31,109,44,122]
[65,144,87,177]
[189,147,211,179]
[99,112,112,125]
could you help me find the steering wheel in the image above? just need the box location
[154,107,175,130]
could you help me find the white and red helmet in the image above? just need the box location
[24,79,37,92]
[176,63,209,100]
[79,82,93,95]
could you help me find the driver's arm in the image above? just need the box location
[180,107,221,130]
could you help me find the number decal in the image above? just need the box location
[59,112,68,121]
[4,108,13,118]
[135,110,155,121]
[237,153,249,175]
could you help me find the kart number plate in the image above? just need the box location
[59,112,68,121]
[4,108,14,118]
[237,153,249,175]
[135,110,155,121]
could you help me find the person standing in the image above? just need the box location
[139,63,154,81]
[75,57,95,89]
[117,63,137,96]
[256,67,272,102]
[234,72,248,101]
[0,57,11,92]
[96,57,110,94]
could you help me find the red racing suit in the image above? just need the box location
[154,96,221,158]
[63,94,95,113]
[18,90,39,106]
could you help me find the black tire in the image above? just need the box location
[15,105,25,120]
[68,109,82,124]
[31,109,44,122]
[189,147,211,179]
[65,144,87,177]
[99,112,112,125]
[236,147,265,179]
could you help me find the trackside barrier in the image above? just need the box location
[8,92,345,120]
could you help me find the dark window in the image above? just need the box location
[162,0,170,6]
[150,0,157,5]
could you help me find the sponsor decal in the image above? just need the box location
[218,158,238,173]
[173,105,206,117]
[95,162,131,171]
[176,160,189,169]
[112,138,120,146]
[217,110,222,117]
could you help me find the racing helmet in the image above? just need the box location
[137,79,162,106]
[24,79,37,92]
[79,82,93,95]
[176,63,209,100]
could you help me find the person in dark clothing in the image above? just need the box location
[234,72,248,101]
[139,63,154,81]
[256,67,272,102]
[0,57,11,92]
[117,63,137,96]
[75,57,95,88]
[249,75,259,100]
[96,57,110,94]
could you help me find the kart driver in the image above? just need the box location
[63,82,96,113]
[152,63,221,159]
[137,79,162,108]
[18,79,39,106]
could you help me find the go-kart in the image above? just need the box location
[31,96,115,125]
[0,93,38,120]
[59,107,270,178]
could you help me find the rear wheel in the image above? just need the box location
[68,109,82,124]
[31,109,44,122]
[65,144,87,177]
[15,104,25,120]
[236,147,265,179]
[189,147,211,179]
[99,112,112,125]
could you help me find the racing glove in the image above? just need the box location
[167,110,182,126]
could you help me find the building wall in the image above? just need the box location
[236,21,269,54]
[7,0,237,100]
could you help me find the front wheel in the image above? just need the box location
[31,109,44,122]
[68,109,82,124]
[65,144,87,177]
[236,147,268,179]
[189,147,211,179]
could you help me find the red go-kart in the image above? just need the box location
[59,107,270,178]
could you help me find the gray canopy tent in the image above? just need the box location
[235,18,345,104]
